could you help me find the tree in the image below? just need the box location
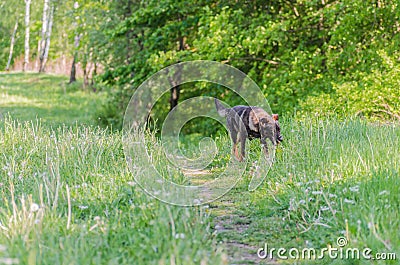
[23,0,31,72]
[6,16,20,71]
[39,0,55,72]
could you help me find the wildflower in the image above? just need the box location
[379,190,389,196]
[349,185,359,192]
[344,199,355,204]
[312,190,323,195]
[320,206,330,211]
[174,233,185,239]
[328,193,337,198]
[30,203,40,212]
[78,205,88,210]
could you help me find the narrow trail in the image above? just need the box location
[183,169,279,265]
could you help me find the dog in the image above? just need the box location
[215,99,283,161]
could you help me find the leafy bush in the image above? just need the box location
[300,51,400,121]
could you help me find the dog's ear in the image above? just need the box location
[272,114,279,121]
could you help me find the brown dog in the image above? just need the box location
[215,99,283,161]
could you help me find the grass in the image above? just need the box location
[0,73,224,264]
[0,72,104,127]
[1,73,399,264]
[211,119,400,264]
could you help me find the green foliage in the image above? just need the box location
[300,51,400,121]
[94,0,400,131]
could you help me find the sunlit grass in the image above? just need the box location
[218,119,400,264]
[0,118,223,264]
[0,72,105,127]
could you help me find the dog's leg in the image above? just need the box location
[230,129,240,161]
[239,132,247,162]
[261,138,269,157]
[234,143,239,160]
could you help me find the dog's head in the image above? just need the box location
[259,113,283,144]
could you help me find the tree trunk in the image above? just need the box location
[39,0,49,72]
[23,0,31,72]
[91,62,97,91]
[69,33,81,84]
[69,55,77,83]
[168,35,185,111]
[6,17,19,71]
[42,4,54,71]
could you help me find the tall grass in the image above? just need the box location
[240,118,400,264]
[0,118,224,264]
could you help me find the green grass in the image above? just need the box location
[0,72,104,127]
[0,73,223,264]
[212,119,400,264]
[1,73,399,264]
[0,119,223,264]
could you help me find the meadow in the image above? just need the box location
[1,73,399,264]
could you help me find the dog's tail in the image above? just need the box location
[214,99,228,117]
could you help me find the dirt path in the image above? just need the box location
[183,169,278,265]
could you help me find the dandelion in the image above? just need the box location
[344,198,355,204]
[312,190,323,195]
[349,185,359,192]
[320,206,330,211]
[174,233,185,239]
[379,190,389,196]
[127,181,136,186]
[30,203,40,212]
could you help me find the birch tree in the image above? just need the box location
[23,0,31,72]
[39,0,54,72]
[6,17,19,71]
[41,3,55,71]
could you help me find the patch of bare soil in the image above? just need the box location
[183,170,278,265]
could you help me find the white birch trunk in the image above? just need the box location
[41,4,54,72]
[39,0,50,72]
[23,0,31,72]
[6,17,19,71]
